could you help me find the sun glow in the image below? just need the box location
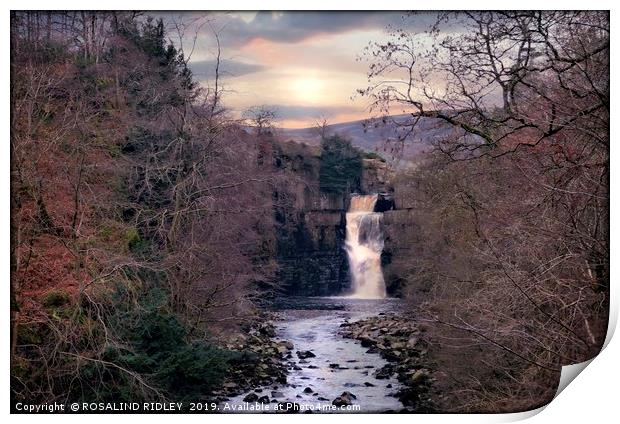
[288,76,326,103]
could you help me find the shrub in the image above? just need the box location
[41,289,71,308]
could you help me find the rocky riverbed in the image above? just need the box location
[339,313,435,411]
[212,314,292,401]
[220,297,419,413]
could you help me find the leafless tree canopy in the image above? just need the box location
[362,11,609,412]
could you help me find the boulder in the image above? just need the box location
[410,369,429,385]
[243,393,259,402]
[332,391,357,407]
[296,350,316,359]
[360,337,377,348]
[374,365,395,379]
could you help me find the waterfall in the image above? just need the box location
[345,194,387,299]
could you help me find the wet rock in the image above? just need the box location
[281,341,294,350]
[307,365,318,369]
[293,365,302,370]
[258,396,270,404]
[259,323,275,337]
[317,397,329,401]
[374,365,395,379]
[243,393,259,402]
[303,387,313,394]
[364,382,375,387]
[360,337,377,347]
[386,384,392,388]
[296,350,316,359]
[410,369,429,385]
[332,391,357,407]
[254,388,263,393]
[344,382,361,388]
[271,391,285,398]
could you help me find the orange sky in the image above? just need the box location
[169,12,434,128]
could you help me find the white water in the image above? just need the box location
[345,194,387,299]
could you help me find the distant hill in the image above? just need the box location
[276,115,457,161]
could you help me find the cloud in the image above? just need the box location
[265,104,359,121]
[189,58,265,78]
[184,11,436,48]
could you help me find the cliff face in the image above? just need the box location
[269,139,413,297]
[267,140,349,296]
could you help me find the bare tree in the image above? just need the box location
[312,115,331,140]
[243,105,278,136]
[363,11,609,412]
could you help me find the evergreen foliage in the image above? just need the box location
[319,135,363,195]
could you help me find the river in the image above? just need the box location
[225,296,405,413]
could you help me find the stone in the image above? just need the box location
[259,324,275,337]
[410,369,429,385]
[281,341,294,350]
[271,391,285,398]
[258,396,270,404]
[374,365,394,379]
[364,382,375,387]
[360,337,377,347]
[303,387,313,394]
[243,393,259,402]
[297,350,316,359]
[332,391,357,407]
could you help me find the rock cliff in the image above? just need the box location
[268,139,413,297]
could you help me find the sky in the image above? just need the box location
[163,12,435,128]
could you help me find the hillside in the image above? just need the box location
[277,115,454,161]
